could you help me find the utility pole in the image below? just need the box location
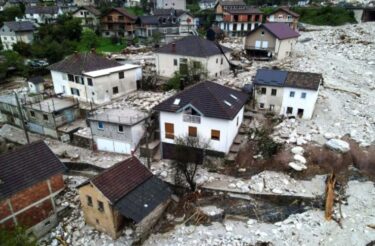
[14,92,30,144]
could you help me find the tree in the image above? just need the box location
[0,226,36,246]
[173,135,210,191]
[13,42,32,57]
[80,29,99,50]
[1,50,28,77]
[249,127,282,159]
[0,6,24,26]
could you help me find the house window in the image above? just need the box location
[287,107,293,114]
[261,87,266,94]
[112,86,119,94]
[30,111,35,117]
[259,103,265,109]
[173,59,177,66]
[62,73,68,80]
[165,123,174,139]
[71,88,80,96]
[118,125,124,133]
[269,104,275,111]
[98,201,104,212]
[188,126,197,137]
[68,74,74,81]
[119,71,124,79]
[43,114,48,121]
[211,130,220,141]
[261,31,265,36]
[98,121,104,130]
[87,195,93,207]
[87,78,93,86]
[301,92,307,99]
[290,91,295,97]
[271,89,277,96]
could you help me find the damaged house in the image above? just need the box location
[244,23,299,60]
[154,36,232,79]
[77,157,171,239]
[88,108,148,154]
[253,68,323,119]
[0,141,66,237]
[49,52,141,105]
[153,81,248,159]
[100,8,136,38]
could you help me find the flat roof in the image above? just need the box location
[83,64,140,78]
[27,98,77,113]
[88,108,148,126]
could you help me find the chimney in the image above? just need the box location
[171,43,176,52]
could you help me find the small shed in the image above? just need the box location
[28,76,45,93]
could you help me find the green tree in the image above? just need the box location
[0,226,36,246]
[13,42,32,57]
[0,6,24,26]
[80,29,99,50]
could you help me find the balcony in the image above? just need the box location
[244,45,274,51]
[183,114,201,124]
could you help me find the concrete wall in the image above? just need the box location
[78,183,123,239]
[254,85,284,112]
[244,26,276,50]
[159,107,243,154]
[280,86,319,119]
[274,38,296,60]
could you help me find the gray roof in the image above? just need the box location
[249,23,299,40]
[154,81,248,120]
[26,97,78,113]
[88,108,148,126]
[25,6,59,15]
[155,36,232,57]
[74,5,101,16]
[48,52,122,75]
[136,16,160,25]
[253,69,288,87]
[3,21,35,32]
[153,8,190,17]
[0,141,66,200]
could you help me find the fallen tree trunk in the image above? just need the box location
[325,173,336,221]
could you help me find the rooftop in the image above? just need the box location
[3,21,35,32]
[27,97,78,113]
[253,69,288,87]
[248,23,299,40]
[74,5,101,16]
[226,7,262,14]
[88,108,148,126]
[269,6,300,17]
[154,81,248,120]
[83,64,140,78]
[25,5,59,15]
[155,36,232,58]
[0,141,66,200]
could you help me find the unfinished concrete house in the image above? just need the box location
[0,141,66,237]
[88,108,148,154]
[77,157,171,239]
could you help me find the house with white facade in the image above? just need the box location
[199,0,217,10]
[88,108,148,154]
[153,9,196,35]
[0,21,35,50]
[154,36,232,79]
[72,6,101,30]
[153,81,248,159]
[48,52,141,105]
[27,76,45,94]
[253,69,322,119]
[154,0,186,10]
[23,6,62,24]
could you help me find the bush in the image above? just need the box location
[249,128,282,159]
[165,72,183,91]
[292,7,357,26]
[80,29,99,50]
[0,226,36,246]
[12,42,32,57]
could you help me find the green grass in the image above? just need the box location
[77,37,126,53]
[292,7,357,26]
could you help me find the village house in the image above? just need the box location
[199,0,217,10]
[101,8,136,38]
[253,68,323,119]
[3,0,38,9]
[266,6,300,30]
[154,36,232,79]
[27,76,45,94]
[72,6,101,31]
[0,93,27,128]
[73,0,95,6]
[153,81,248,159]
[153,9,196,35]
[244,23,300,60]
[215,0,263,37]
[77,157,171,239]
[23,97,80,138]
[48,52,141,104]
[154,0,186,10]
[0,141,66,237]
[23,6,62,24]
[0,21,35,50]
[88,108,148,154]
[124,0,141,7]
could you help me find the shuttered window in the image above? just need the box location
[165,123,174,139]
[211,130,220,141]
[188,126,197,137]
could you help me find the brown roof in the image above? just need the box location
[153,81,248,120]
[111,8,136,20]
[269,7,300,18]
[91,157,152,204]
[225,7,262,14]
[75,5,101,16]
[285,71,322,91]
[247,23,299,40]
[48,52,122,75]
[0,141,66,200]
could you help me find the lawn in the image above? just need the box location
[77,37,126,53]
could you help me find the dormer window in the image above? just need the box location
[224,100,232,107]
[230,94,238,100]
[173,98,180,105]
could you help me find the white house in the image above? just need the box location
[48,52,141,105]
[154,36,232,79]
[27,76,44,94]
[88,108,148,154]
[155,0,186,10]
[0,21,35,50]
[153,81,248,158]
[71,6,101,30]
[253,69,322,119]
[199,0,217,10]
[23,6,62,24]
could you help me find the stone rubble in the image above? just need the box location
[325,139,351,153]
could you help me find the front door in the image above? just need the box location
[297,109,304,118]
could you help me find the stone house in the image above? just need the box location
[0,141,66,237]
[153,81,248,159]
[23,6,62,24]
[215,0,263,37]
[154,0,186,10]
[88,108,148,154]
[77,157,171,239]
[266,6,300,30]
[154,36,232,79]
[0,21,35,50]
[253,69,323,119]
[27,76,45,94]
[48,52,141,105]
[244,23,299,60]
[23,97,80,138]
[101,8,136,38]
[72,6,101,31]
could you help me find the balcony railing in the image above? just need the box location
[244,45,275,50]
[183,114,201,124]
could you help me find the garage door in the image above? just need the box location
[96,138,131,154]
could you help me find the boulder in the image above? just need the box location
[289,162,307,171]
[325,139,350,153]
[291,146,304,155]
[294,154,307,164]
